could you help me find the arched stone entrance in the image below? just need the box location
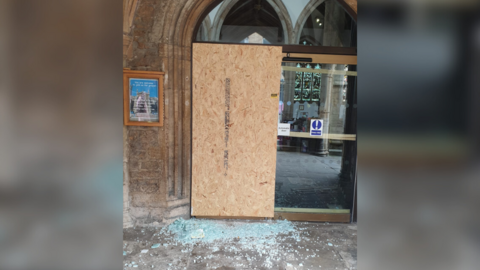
[292,0,327,44]
[209,0,294,43]
[123,0,357,227]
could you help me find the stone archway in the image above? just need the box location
[210,0,294,43]
[293,0,357,45]
[123,0,357,227]
[197,15,212,41]
[292,0,326,45]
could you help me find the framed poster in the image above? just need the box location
[123,70,164,126]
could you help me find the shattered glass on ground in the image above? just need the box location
[123,219,357,270]
[164,218,297,244]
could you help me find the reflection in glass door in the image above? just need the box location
[275,59,357,221]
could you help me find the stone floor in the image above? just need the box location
[123,220,357,270]
[275,151,347,209]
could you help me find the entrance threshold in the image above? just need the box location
[275,208,349,214]
[194,208,351,223]
[274,208,350,223]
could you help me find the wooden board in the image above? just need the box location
[192,43,283,217]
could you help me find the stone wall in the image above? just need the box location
[123,0,219,227]
[124,0,184,227]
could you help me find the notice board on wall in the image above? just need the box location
[191,43,283,217]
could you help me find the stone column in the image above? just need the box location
[317,65,335,156]
[122,0,139,229]
[281,63,296,121]
[339,67,357,206]
[123,126,134,228]
[316,0,346,156]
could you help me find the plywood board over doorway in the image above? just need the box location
[192,43,283,218]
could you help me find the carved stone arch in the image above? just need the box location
[268,0,294,43]
[292,0,326,45]
[197,15,211,41]
[165,0,221,203]
[210,0,294,44]
[293,0,357,45]
[209,0,236,41]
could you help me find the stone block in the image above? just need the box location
[130,170,162,180]
[130,149,147,160]
[146,47,158,57]
[148,149,163,159]
[167,198,190,208]
[129,206,167,226]
[123,210,134,228]
[136,4,154,21]
[130,138,148,151]
[129,207,150,219]
[129,160,140,171]
[130,182,159,194]
[167,205,190,218]
[158,43,166,57]
[141,161,162,171]
[131,193,166,208]
[136,41,146,49]
[149,58,163,71]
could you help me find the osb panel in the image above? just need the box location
[191,43,282,218]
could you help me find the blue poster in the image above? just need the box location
[129,78,159,122]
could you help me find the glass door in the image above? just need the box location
[275,56,357,222]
